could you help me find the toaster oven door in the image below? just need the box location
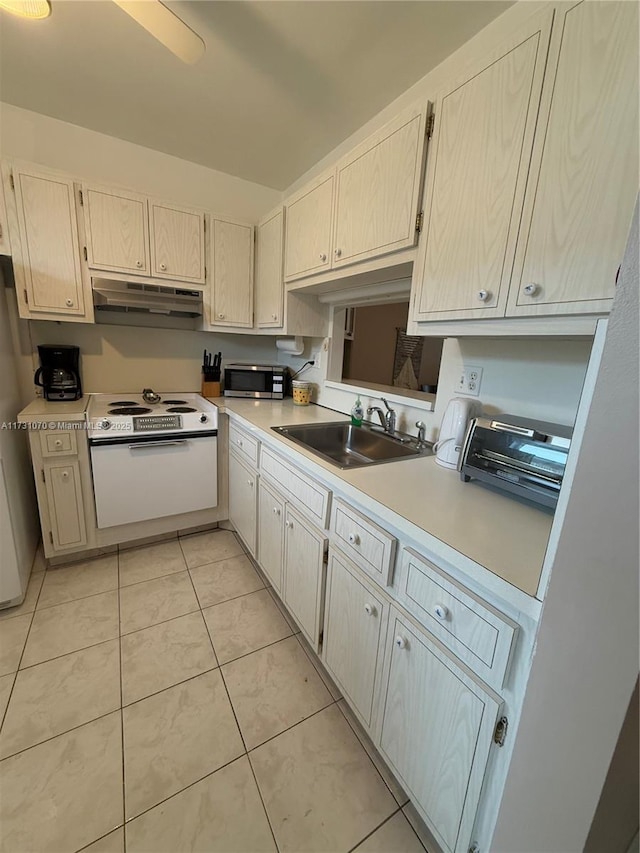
[460,425,569,507]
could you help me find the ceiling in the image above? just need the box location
[0,1,511,190]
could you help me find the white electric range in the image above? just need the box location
[87,392,219,529]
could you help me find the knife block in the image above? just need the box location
[201,379,221,398]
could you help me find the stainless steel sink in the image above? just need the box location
[271,421,432,469]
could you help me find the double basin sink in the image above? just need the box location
[272,421,432,469]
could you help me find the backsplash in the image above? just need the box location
[25,322,280,396]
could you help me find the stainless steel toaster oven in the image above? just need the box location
[459,415,573,509]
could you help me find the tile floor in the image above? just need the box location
[0,529,429,853]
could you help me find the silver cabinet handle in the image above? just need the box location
[136,260,143,268]
[477,290,491,302]
[160,263,167,271]
[523,282,539,297]
[334,248,342,258]
[128,440,188,450]
[395,635,408,649]
[319,253,327,262]
[364,603,377,617]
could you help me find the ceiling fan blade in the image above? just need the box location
[112,0,205,65]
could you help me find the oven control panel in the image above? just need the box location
[133,415,183,431]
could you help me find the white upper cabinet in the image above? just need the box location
[149,202,205,283]
[209,218,254,327]
[332,106,428,268]
[284,174,334,281]
[507,0,639,316]
[255,208,284,327]
[83,185,150,275]
[10,166,87,318]
[284,104,430,283]
[412,8,553,322]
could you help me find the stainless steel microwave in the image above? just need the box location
[459,415,573,509]
[223,364,287,399]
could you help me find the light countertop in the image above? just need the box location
[213,398,553,602]
[17,397,89,422]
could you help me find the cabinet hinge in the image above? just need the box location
[41,469,45,483]
[49,531,54,545]
[83,246,88,262]
[493,715,508,747]
[23,289,28,305]
[415,211,424,233]
[9,171,15,191]
[426,112,435,139]
[78,189,84,206]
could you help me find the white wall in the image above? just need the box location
[26,319,279,396]
[0,103,280,221]
[492,205,639,852]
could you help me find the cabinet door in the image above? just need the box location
[257,479,285,592]
[43,460,87,551]
[284,174,334,281]
[150,202,205,283]
[379,609,502,853]
[323,550,388,729]
[283,505,327,649]
[412,9,553,322]
[84,185,150,275]
[0,179,10,256]
[11,168,85,316]
[228,451,257,555]
[333,106,428,267]
[210,219,253,327]
[255,209,284,328]
[508,1,639,316]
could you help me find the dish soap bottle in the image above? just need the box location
[351,395,364,426]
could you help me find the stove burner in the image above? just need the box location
[109,401,138,407]
[108,406,153,415]
[166,406,197,413]
[163,399,188,405]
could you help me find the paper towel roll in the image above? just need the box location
[275,336,304,356]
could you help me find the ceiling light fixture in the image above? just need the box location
[112,0,205,65]
[0,0,50,19]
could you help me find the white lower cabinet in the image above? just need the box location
[257,478,285,593]
[43,459,87,551]
[323,549,388,730]
[228,450,257,556]
[378,607,502,853]
[282,504,327,650]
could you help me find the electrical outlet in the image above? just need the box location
[457,365,483,396]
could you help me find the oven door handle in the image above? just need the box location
[128,440,189,450]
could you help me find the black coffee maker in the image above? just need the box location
[34,345,82,401]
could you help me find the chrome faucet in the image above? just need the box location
[367,398,396,435]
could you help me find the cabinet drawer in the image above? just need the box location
[331,499,396,586]
[260,446,331,528]
[397,548,518,689]
[40,430,78,457]
[229,422,259,468]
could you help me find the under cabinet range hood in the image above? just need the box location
[92,278,203,317]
